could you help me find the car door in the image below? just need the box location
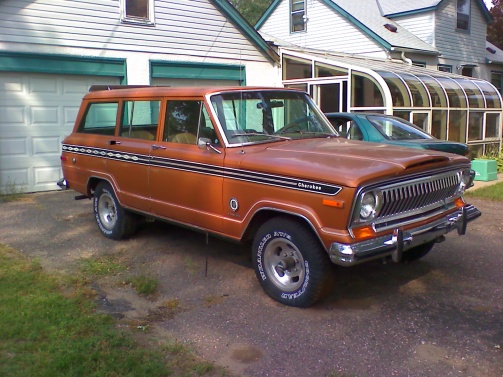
[106,99,161,212]
[149,99,225,231]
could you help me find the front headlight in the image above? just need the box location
[458,169,475,194]
[358,190,383,222]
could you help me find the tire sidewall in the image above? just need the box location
[253,220,325,307]
[94,183,121,239]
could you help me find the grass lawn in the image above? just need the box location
[466,181,503,202]
[0,245,226,377]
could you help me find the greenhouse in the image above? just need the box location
[281,48,502,156]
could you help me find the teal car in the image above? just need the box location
[325,113,469,156]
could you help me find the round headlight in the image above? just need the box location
[360,192,377,220]
[458,169,475,193]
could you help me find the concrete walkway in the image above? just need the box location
[471,172,503,190]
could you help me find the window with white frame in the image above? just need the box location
[291,0,306,33]
[120,0,155,25]
[456,0,470,31]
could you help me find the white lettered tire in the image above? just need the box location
[252,217,333,307]
[93,181,137,240]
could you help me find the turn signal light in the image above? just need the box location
[352,225,375,241]
[322,199,344,208]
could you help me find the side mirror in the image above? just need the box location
[198,137,222,154]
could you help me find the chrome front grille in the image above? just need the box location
[378,172,460,219]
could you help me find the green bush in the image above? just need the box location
[478,147,503,173]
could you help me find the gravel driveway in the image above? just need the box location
[1,191,502,377]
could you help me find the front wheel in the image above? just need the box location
[252,217,333,308]
[93,182,137,240]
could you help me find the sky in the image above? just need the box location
[484,0,493,9]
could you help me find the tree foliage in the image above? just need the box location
[487,0,503,50]
[228,0,274,26]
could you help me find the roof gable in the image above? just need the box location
[379,0,492,23]
[257,0,438,54]
[212,0,278,63]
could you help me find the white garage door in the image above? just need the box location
[0,73,120,193]
[152,78,241,87]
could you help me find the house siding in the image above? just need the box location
[0,0,267,62]
[435,0,487,64]
[259,0,387,59]
[392,12,436,46]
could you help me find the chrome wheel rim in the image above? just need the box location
[98,192,117,230]
[264,238,305,292]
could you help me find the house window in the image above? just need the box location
[412,61,426,68]
[491,72,503,94]
[120,0,154,25]
[457,0,470,31]
[291,0,306,33]
[438,64,452,73]
[461,66,474,77]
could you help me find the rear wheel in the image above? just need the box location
[93,182,137,240]
[252,217,333,307]
[402,241,435,262]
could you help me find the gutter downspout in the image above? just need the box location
[401,51,412,66]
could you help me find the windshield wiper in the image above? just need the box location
[230,132,291,141]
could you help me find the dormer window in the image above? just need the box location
[120,0,155,25]
[456,0,470,31]
[291,0,306,33]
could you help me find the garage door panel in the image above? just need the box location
[29,77,58,95]
[33,136,61,155]
[0,75,24,93]
[0,167,29,190]
[0,137,28,156]
[32,106,60,126]
[34,166,62,189]
[0,105,27,126]
[63,78,97,94]
[0,73,120,193]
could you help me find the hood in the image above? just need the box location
[237,138,469,188]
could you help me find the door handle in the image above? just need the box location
[109,140,121,145]
[151,145,166,150]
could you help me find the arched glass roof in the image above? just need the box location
[279,48,503,156]
[302,50,503,111]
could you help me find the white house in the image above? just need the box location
[256,0,503,157]
[0,0,280,193]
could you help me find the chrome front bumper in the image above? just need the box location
[328,204,481,266]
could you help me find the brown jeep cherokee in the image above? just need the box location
[59,85,480,307]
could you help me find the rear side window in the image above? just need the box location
[78,102,118,135]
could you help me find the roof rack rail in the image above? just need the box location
[88,85,161,92]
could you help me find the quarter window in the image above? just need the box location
[457,0,470,31]
[291,0,306,33]
[78,103,118,135]
[120,0,154,24]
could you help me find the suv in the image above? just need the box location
[59,86,480,307]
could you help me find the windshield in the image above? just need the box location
[209,90,336,145]
[366,115,433,141]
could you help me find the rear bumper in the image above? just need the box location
[328,204,481,266]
